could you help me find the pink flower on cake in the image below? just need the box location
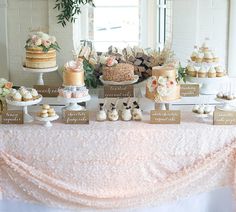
[43,40,51,48]
[31,35,37,42]
[167,80,176,88]
[106,57,117,67]
[4,82,13,89]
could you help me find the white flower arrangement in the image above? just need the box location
[25,32,60,52]
[99,56,118,67]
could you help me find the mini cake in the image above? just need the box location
[146,66,180,102]
[198,67,207,78]
[215,66,225,77]
[101,56,135,82]
[203,51,213,63]
[208,67,216,78]
[63,59,85,87]
[25,32,59,69]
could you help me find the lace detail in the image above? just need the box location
[0,112,236,209]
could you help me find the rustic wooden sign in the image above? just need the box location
[150,110,181,124]
[213,110,236,125]
[2,110,23,124]
[180,84,200,97]
[64,110,89,124]
[104,85,134,98]
[33,85,59,97]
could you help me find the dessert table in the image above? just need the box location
[1,109,236,210]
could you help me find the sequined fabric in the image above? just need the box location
[0,112,236,209]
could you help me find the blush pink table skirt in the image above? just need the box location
[0,112,236,210]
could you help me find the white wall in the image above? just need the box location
[172,0,229,69]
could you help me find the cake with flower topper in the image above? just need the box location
[146,66,180,102]
[25,32,60,69]
[100,56,135,82]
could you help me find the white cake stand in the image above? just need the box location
[35,115,59,127]
[187,76,229,95]
[57,95,91,111]
[154,99,181,111]
[100,75,139,85]
[22,65,58,85]
[6,95,42,123]
[215,98,236,111]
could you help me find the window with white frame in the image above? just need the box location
[78,0,172,52]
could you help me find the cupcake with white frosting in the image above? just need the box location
[203,51,213,63]
[198,67,207,78]
[195,52,204,63]
[31,89,39,100]
[208,66,216,78]
[215,66,225,77]
[23,92,33,101]
[13,92,22,101]
[191,46,198,61]
[187,64,196,77]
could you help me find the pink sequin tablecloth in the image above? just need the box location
[0,112,236,210]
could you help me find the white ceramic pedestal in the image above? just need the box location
[154,99,181,111]
[22,66,58,85]
[6,95,42,123]
[187,76,229,95]
[215,98,236,111]
[35,115,59,127]
[57,95,91,111]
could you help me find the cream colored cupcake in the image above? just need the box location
[215,66,225,77]
[211,52,219,63]
[23,92,33,101]
[191,46,198,61]
[187,64,197,77]
[208,66,216,78]
[198,67,207,78]
[13,92,22,101]
[31,89,39,100]
[195,52,204,63]
[203,51,213,63]
[41,113,48,118]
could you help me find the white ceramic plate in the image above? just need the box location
[35,114,59,122]
[22,65,58,73]
[215,97,236,103]
[100,75,139,85]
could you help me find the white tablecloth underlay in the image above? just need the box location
[0,111,236,210]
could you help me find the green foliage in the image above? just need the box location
[83,59,100,88]
[54,0,95,27]
[177,63,187,83]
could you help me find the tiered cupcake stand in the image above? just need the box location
[6,95,42,123]
[187,76,229,95]
[22,66,58,85]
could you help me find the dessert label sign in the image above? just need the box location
[180,84,199,97]
[104,85,134,98]
[33,85,59,97]
[150,110,181,124]
[213,111,236,125]
[2,110,23,124]
[64,111,89,124]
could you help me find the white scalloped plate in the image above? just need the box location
[6,95,42,106]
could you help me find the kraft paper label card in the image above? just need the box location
[2,110,23,124]
[64,111,89,124]
[104,85,134,98]
[33,85,59,97]
[180,84,200,97]
[150,110,181,124]
[213,110,236,125]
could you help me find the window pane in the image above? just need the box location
[91,7,139,51]
[94,41,138,52]
[94,0,139,7]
